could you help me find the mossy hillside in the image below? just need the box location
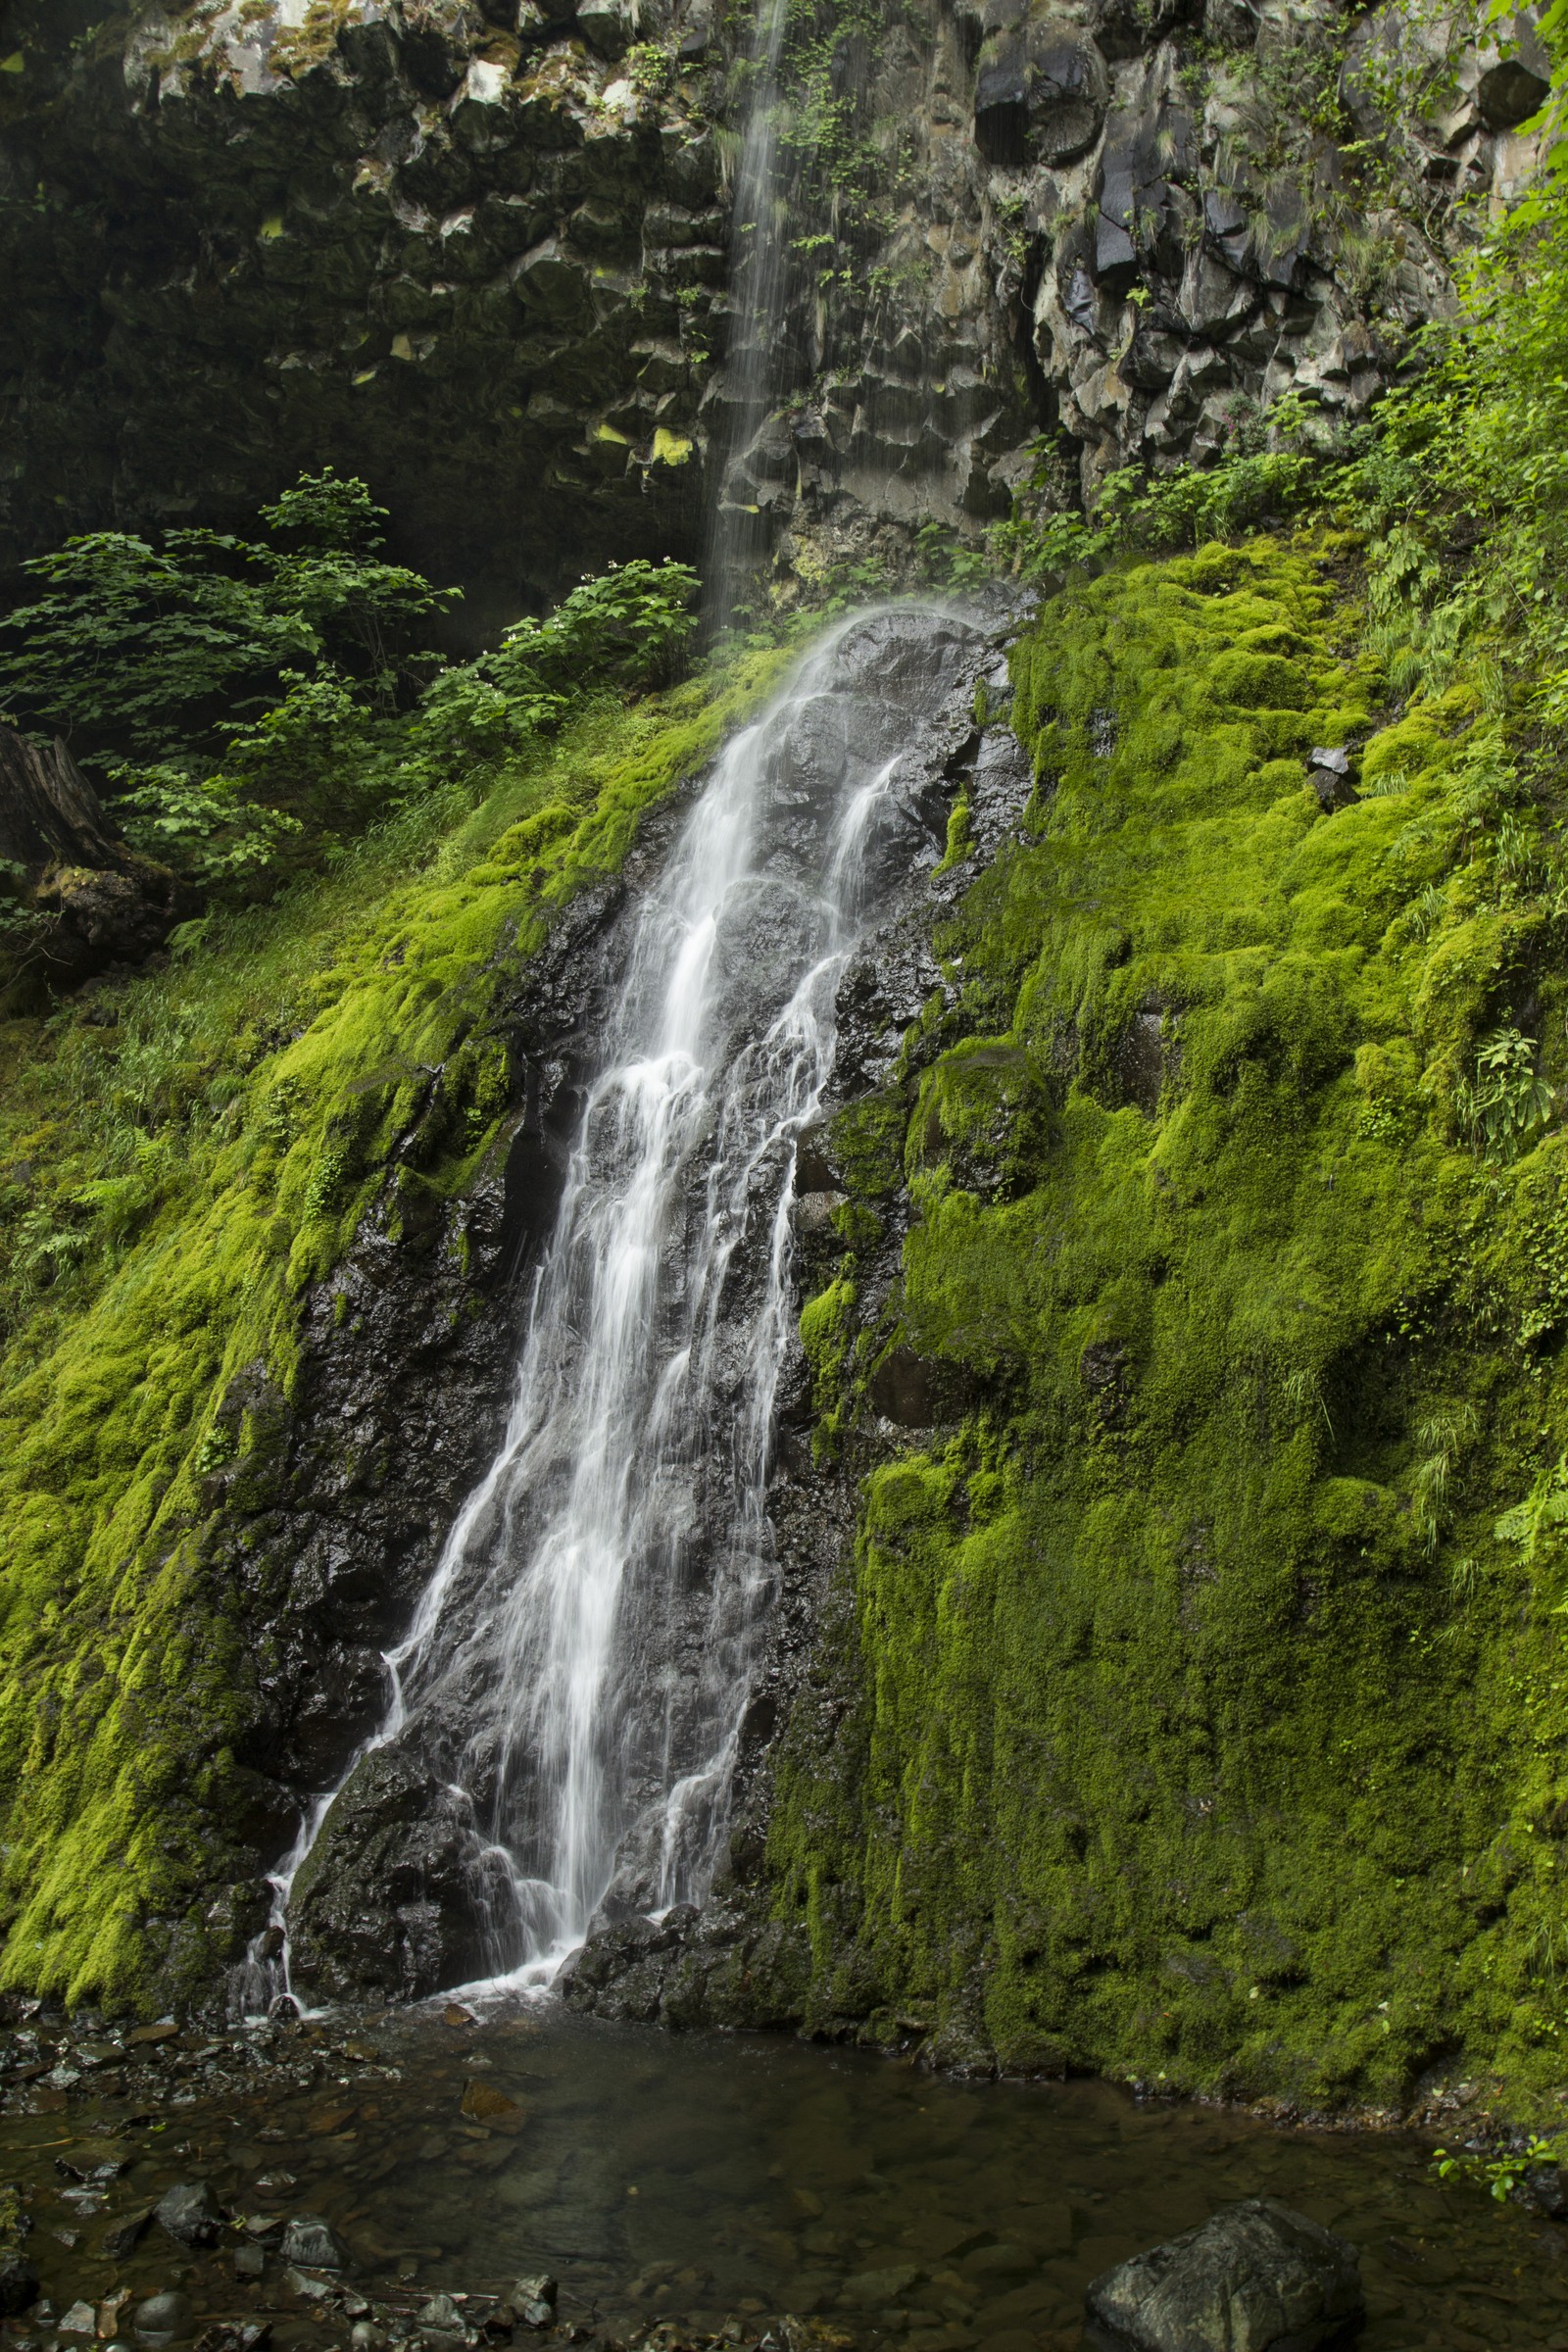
[0,652,787,2012]
[769,537,1568,2115]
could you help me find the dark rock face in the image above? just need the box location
[0,0,1536,608]
[176,848,661,2001]
[0,0,715,614]
[286,1747,500,2003]
[1083,2198,1364,2352]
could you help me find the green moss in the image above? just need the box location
[769,537,1568,2118]
[0,651,789,2012]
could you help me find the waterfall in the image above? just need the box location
[251,606,981,2008]
[708,0,793,620]
[238,0,987,2016]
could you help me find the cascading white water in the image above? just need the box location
[261,606,981,2003]
[239,0,993,2016]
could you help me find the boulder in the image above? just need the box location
[1308,746,1359,811]
[132,2291,196,2347]
[1085,2197,1363,2352]
[1477,56,1549,127]
[285,1745,501,2002]
[280,2216,346,2270]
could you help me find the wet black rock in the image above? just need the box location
[1308,747,1359,813]
[279,2216,346,2271]
[1477,56,1550,127]
[286,1747,500,2003]
[99,2209,155,2261]
[1516,2159,1568,2217]
[0,2255,39,2316]
[1084,2197,1363,2352]
[133,2290,197,2346]
[154,2183,223,2249]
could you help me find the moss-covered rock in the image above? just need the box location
[762,536,1568,2121]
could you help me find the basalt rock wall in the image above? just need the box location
[0,0,1548,617]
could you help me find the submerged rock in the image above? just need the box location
[132,2290,196,2346]
[1084,2197,1363,2352]
[0,2255,39,2316]
[278,2216,346,2271]
[154,2183,222,2249]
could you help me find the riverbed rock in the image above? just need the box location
[0,2256,39,2316]
[279,2216,346,2271]
[132,2291,196,2346]
[1083,2198,1364,2352]
[154,2183,223,2249]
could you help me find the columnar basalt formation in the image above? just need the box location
[0,0,1546,611]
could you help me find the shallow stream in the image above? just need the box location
[2,2002,1566,2352]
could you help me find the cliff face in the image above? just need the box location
[3,0,1567,2132]
[0,0,1544,615]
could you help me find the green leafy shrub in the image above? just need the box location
[0,469,454,758]
[0,471,700,916]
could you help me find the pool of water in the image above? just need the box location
[3,2002,1566,2352]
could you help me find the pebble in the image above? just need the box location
[58,2302,96,2333]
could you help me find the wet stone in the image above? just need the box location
[1084,2197,1364,2352]
[279,2216,346,2271]
[0,2254,39,2314]
[155,2183,223,2248]
[133,2290,196,2345]
[416,2293,466,2333]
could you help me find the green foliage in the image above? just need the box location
[413,559,700,765]
[1433,2133,1561,2200]
[1455,1026,1555,1161]
[111,764,304,887]
[995,396,1351,582]
[770,535,1568,2115]
[0,469,454,757]
[0,476,699,921]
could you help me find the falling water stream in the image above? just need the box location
[254,0,862,1998]
[264,602,984,2000]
